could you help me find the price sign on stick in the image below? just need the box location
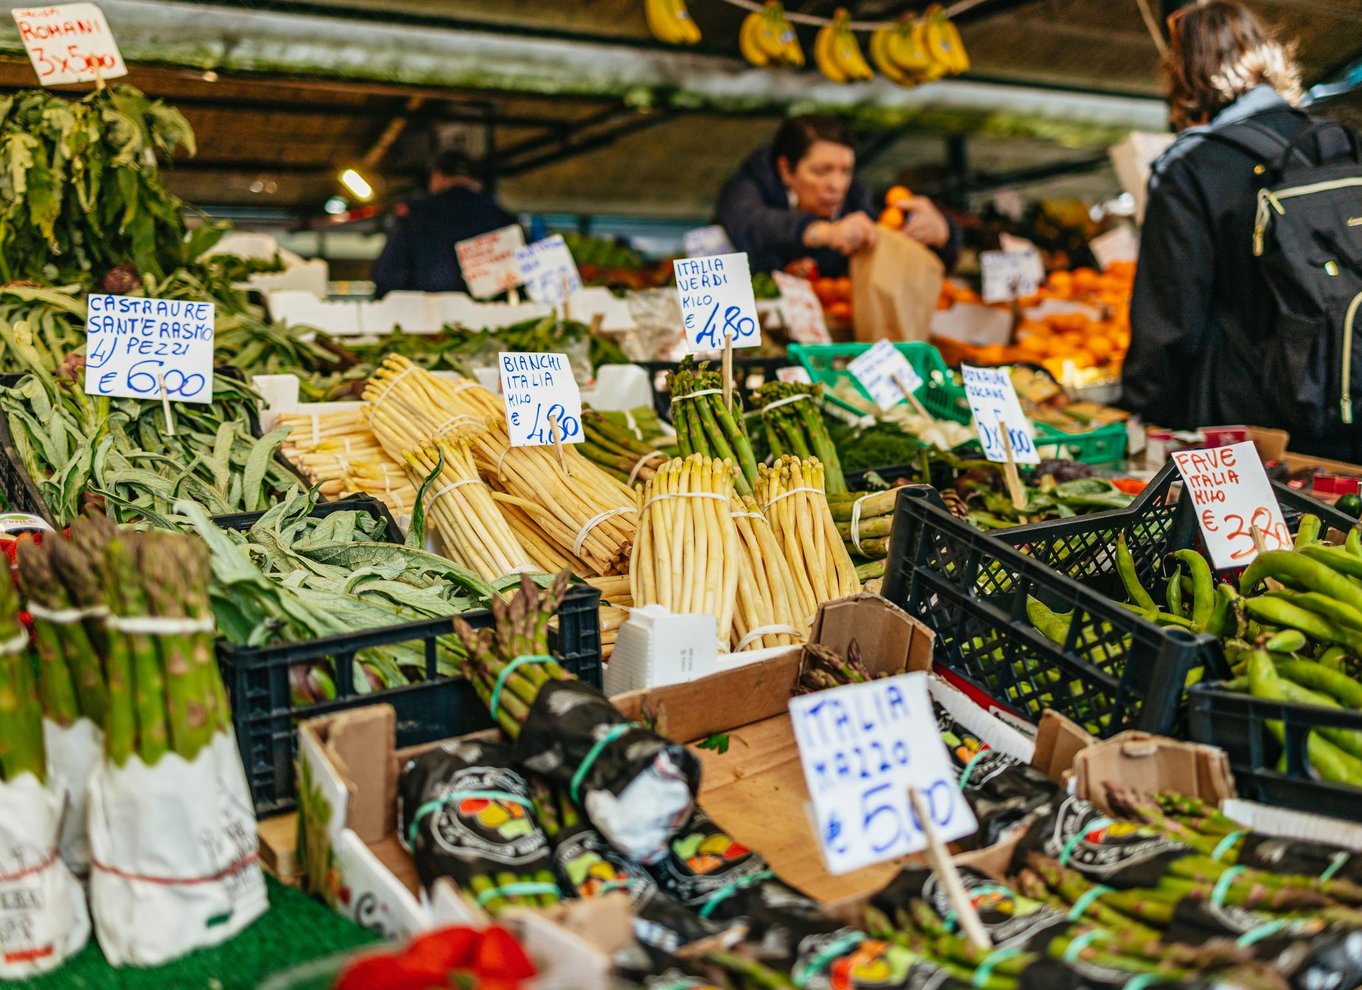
[11,4,127,87]
[772,271,831,344]
[457,225,526,300]
[789,672,978,875]
[848,340,925,411]
[979,250,1041,303]
[514,235,582,307]
[675,253,761,354]
[499,352,583,449]
[682,225,735,258]
[1171,441,1289,569]
[84,295,214,405]
[961,365,1039,466]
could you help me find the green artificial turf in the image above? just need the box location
[9,876,382,990]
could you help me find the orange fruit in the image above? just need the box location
[885,185,912,206]
[834,277,852,297]
[879,206,905,229]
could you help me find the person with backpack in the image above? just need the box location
[1121,1,1362,461]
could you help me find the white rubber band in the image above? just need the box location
[762,487,824,512]
[431,478,485,504]
[435,414,481,436]
[627,450,666,487]
[0,630,28,655]
[672,388,724,401]
[495,446,513,482]
[369,364,419,413]
[451,379,479,395]
[735,624,804,651]
[623,409,642,441]
[26,603,108,624]
[640,492,730,514]
[761,393,813,413]
[106,615,215,635]
[572,506,636,557]
[850,492,875,556]
[730,511,765,521]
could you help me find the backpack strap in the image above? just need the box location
[1205,118,1362,175]
[1201,119,1302,169]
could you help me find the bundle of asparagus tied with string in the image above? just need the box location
[755,456,861,627]
[751,380,847,494]
[87,527,267,967]
[668,363,759,497]
[276,407,418,517]
[0,557,90,978]
[826,486,904,583]
[580,408,672,487]
[729,495,805,652]
[454,573,700,864]
[402,436,535,581]
[630,454,741,647]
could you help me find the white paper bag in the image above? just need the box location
[88,731,268,967]
[0,773,90,978]
[43,718,102,877]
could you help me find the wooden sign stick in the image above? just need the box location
[999,428,1027,513]
[1250,525,1283,591]
[561,276,572,322]
[549,411,569,475]
[908,788,990,951]
[894,373,934,422]
[157,372,176,437]
[722,333,735,410]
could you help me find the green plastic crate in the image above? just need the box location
[789,343,1127,467]
[788,342,973,424]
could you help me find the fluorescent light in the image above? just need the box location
[340,168,373,201]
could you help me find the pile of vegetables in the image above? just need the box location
[276,406,417,517]
[751,380,846,494]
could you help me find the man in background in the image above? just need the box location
[370,149,519,298]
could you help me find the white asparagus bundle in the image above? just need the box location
[585,574,633,607]
[630,455,740,645]
[364,354,501,457]
[755,456,861,628]
[276,408,419,516]
[730,495,806,652]
[402,436,535,580]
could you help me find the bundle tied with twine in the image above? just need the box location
[275,407,418,517]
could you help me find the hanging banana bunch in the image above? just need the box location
[740,1,803,69]
[644,0,701,45]
[923,4,969,75]
[814,9,874,83]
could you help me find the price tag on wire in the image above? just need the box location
[514,234,582,308]
[12,3,127,87]
[674,252,761,354]
[789,672,977,875]
[772,270,831,344]
[848,340,924,411]
[1171,441,1289,569]
[499,351,583,449]
[84,294,215,405]
[961,365,1039,465]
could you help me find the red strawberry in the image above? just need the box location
[471,926,536,980]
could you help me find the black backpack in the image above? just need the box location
[1207,118,1362,436]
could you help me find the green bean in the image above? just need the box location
[1275,658,1362,709]
[1269,667,1362,760]
[1165,564,1184,617]
[1243,596,1362,652]
[1347,528,1362,557]
[1117,532,1156,611]
[1203,583,1238,638]
[1247,650,1362,785]
[1265,588,1362,631]
[1295,513,1322,548]
[1264,628,1308,653]
[1298,545,1362,581]
[1241,550,1362,615]
[1173,549,1214,631]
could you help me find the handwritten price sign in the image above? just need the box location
[499,352,583,448]
[848,340,924,411]
[961,365,1039,465]
[12,4,127,87]
[514,234,582,307]
[790,672,977,875]
[1171,441,1289,569]
[457,225,526,300]
[84,295,214,403]
[772,271,831,344]
[675,253,761,354]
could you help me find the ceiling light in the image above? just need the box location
[339,168,374,202]
[324,196,349,215]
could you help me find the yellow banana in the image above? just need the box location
[886,18,933,76]
[740,11,773,66]
[754,3,791,63]
[923,6,967,76]
[870,26,919,87]
[645,0,686,44]
[831,12,873,81]
[668,0,702,45]
[912,17,949,80]
[815,19,849,83]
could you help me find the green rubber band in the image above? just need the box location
[698,869,774,919]
[405,789,532,846]
[1320,852,1349,883]
[490,655,555,719]
[942,885,1011,932]
[1067,884,1114,921]
[569,722,634,804]
[972,947,1023,988]
[1236,918,1292,948]
[958,748,992,791]
[1210,865,1245,908]
[1211,829,1248,862]
[473,881,559,907]
[1063,929,1107,963]
[793,931,866,987]
[1122,975,1158,990]
[1059,818,1114,868]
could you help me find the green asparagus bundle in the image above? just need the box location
[826,487,903,564]
[99,529,228,767]
[580,408,672,486]
[752,381,846,494]
[667,364,759,497]
[794,640,879,695]
[0,562,42,783]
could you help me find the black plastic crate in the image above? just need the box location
[221,583,603,815]
[213,493,404,544]
[1188,683,1362,823]
[636,357,790,421]
[882,484,1226,738]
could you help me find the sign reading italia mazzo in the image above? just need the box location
[11,4,127,87]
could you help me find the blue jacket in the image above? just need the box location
[370,187,519,298]
[714,148,959,277]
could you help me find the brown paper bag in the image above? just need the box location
[850,230,945,343]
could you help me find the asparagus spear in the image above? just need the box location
[0,563,42,783]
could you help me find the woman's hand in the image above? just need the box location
[891,195,951,249]
[805,211,880,256]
